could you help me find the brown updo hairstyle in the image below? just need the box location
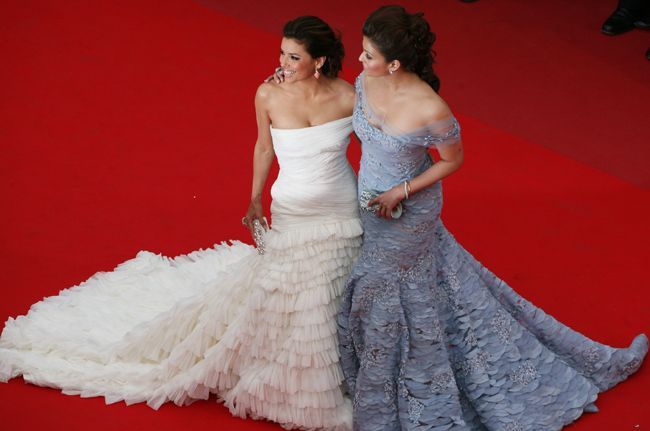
[283,16,344,78]
[362,5,441,92]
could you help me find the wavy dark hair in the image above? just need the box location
[283,16,344,78]
[362,5,440,92]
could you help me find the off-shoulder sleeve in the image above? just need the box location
[409,116,461,149]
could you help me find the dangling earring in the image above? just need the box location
[314,67,320,79]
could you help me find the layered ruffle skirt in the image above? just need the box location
[0,218,362,430]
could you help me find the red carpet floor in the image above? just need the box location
[0,1,648,430]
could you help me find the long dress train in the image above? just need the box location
[0,116,361,430]
[337,74,648,431]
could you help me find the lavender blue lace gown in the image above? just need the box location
[337,73,648,431]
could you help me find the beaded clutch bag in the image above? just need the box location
[359,189,403,219]
[252,218,268,254]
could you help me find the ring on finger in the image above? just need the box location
[241,216,248,225]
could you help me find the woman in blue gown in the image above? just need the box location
[336,5,648,430]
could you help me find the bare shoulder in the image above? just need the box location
[412,83,453,123]
[330,77,354,94]
[256,81,278,101]
[256,81,287,112]
[329,78,355,109]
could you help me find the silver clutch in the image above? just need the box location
[359,189,403,219]
[252,218,268,254]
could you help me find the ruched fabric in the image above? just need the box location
[337,74,648,431]
[0,117,361,431]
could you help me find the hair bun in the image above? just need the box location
[362,6,440,92]
[283,16,344,78]
[408,12,434,55]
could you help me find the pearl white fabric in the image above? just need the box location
[0,116,361,430]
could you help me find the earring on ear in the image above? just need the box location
[314,67,321,79]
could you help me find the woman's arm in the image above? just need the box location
[370,141,464,219]
[369,93,464,219]
[243,83,275,232]
[410,142,464,194]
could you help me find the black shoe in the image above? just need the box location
[634,15,650,30]
[601,7,640,35]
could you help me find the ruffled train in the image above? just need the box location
[338,218,647,430]
[0,218,362,430]
[435,221,648,429]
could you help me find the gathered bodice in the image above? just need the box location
[352,73,461,193]
[269,116,358,229]
[271,116,354,183]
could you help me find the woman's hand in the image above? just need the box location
[263,67,285,84]
[368,186,406,219]
[243,198,269,237]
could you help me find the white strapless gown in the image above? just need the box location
[0,116,361,430]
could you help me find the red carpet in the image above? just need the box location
[0,1,648,430]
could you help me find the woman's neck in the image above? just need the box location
[381,70,419,94]
[290,76,330,98]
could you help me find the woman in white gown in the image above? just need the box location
[0,16,359,430]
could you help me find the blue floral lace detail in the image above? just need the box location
[337,73,648,431]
